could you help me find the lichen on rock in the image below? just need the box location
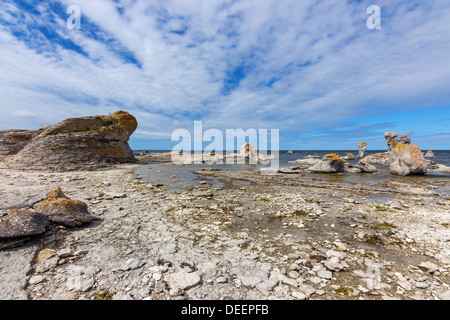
[389,143,428,176]
[307,154,345,173]
[0,209,49,239]
[33,188,95,227]
[5,110,138,171]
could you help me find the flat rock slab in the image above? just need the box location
[164,271,201,290]
[0,209,48,239]
[0,240,41,300]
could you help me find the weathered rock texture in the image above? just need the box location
[356,160,377,173]
[384,131,398,153]
[5,111,137,171]
[33,188,95,227]
[358,141,367,158]
[0,209,48,239]
[389,143,428,176]
[0,130,40,158]
[307,154,345,173]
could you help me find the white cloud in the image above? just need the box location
[0,0,449,148]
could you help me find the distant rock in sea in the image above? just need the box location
[384,131,398,153]
[358,141,367,158]
[424,150,435,158]
[307,154,345,173]
[342,152,355,160]
[3,110,137,171]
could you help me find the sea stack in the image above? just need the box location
[4,110,138,171]
[240,143,257,159]
[384,131,398,153]
[358,141,367,158]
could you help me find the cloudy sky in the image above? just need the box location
[1,0,449,150]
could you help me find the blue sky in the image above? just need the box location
[0,0,449,150]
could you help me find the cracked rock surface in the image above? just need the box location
[0,161,449,300]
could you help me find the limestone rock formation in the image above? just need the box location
[384,131,398,153]
[427,163,450,173]
[356,160,377,173]
[33,188,96,227]
[307,154,345,173]
[5,110,137,171]
[0,129,40,158]
[0,209,48,239]
[398,135,411,145]
[240,143,257,159]
[424,150,435,158]
[342,152,355,160]
[288,158,321,166]
[358,141,367,158]
[360,153,390,166]
[389,143,428,175]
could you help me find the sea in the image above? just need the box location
[134,150,450,195]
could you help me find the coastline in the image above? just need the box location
[1,159,449,300]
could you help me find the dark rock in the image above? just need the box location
[0,209,48,239]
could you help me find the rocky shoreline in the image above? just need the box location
[1,159,449,300]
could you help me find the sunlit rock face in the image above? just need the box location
[389,143,428,176]
[5,111,138,171]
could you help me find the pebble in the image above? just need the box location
[28,275,45,285]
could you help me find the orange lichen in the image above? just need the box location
[112,110,138,132]
[33,188,88,216]
[393,143,427,166]
[324,154,341,161]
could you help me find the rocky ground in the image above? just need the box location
[0,160,449,300]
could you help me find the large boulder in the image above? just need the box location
[307,154,345,173]
[5,110,137,171]
[389,143,428,175]
[360,153,390,166]
[33,188,96,227]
